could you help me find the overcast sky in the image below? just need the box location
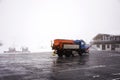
[0,0,120,52]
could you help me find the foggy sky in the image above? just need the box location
[0,0,120,52]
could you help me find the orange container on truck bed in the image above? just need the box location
[52,39,74,49]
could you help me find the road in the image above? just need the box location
[0,51,120,80]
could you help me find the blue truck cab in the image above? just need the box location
[74,40,89,53]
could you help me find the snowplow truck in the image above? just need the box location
[51,39,89,57]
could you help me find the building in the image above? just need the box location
[4,47,16,53]
[91,34,120,52]
[4,47,30,53]
[21,47,30,53]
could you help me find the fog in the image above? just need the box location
[0,0,120,52]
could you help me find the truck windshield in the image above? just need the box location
[81,42,85,45]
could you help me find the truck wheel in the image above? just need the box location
[57,50,63,57]
[65,53,70,57]
[64,50,71,57]
[58,53,63,57]
[78,52,82,56]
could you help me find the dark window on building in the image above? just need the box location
[102,44,105,50]
[111,44,115,50]
[107,44,110,48]
[116,44,119,48]
[115,37,117,41]
[97,44,100,48]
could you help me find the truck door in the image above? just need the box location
[81,41,86,49]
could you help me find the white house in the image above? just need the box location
[91,34,120,52]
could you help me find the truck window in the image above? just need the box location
[81,42,85,46]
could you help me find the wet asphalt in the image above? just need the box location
[0,51,120,80]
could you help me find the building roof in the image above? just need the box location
[92,41,120,44]
[92,33,120,44]
[93,34,110,40]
